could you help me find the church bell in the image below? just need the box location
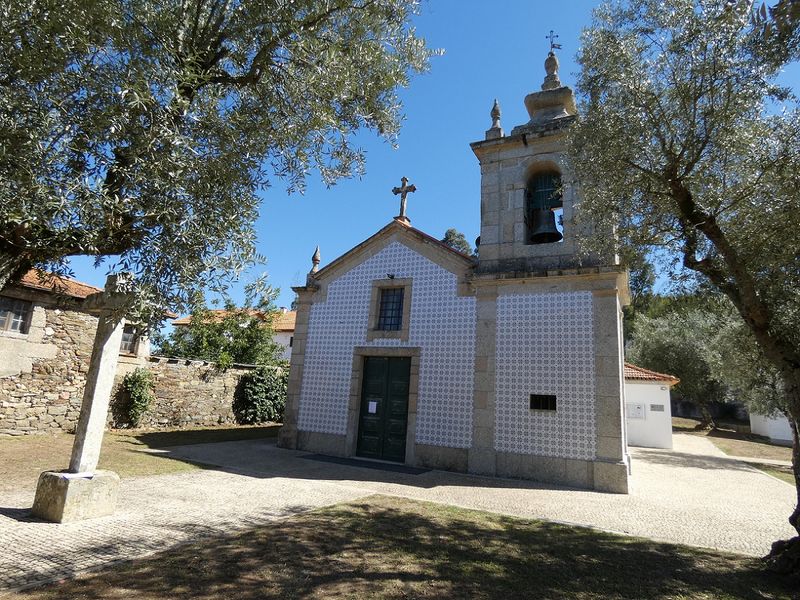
[529,208,563,244]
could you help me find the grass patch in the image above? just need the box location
[0,424,280,493]
[752,464,795,485]
[12,495,797,600]
[707,430,792,463]
[672,416,704,432]
[672,418,792,463]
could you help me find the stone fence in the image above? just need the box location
[112,357,262,429]
[0,354,271,436]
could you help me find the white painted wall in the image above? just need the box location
[624,381,673,449]
[750,413,793,446]
[274,331,293,361]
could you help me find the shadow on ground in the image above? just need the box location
[630,448,758,472]
[155,438,586,492]
[12,495,797,600]
[130,423,281,448]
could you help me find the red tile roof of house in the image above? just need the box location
[16,269,178,318]
[18,269,103,299]
[273,310,296,332]
[624,362,679,385]
[173,309,296,331]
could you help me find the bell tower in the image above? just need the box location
[467,42,630,494]
[471,47,615,273]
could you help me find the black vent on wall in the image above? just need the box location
[530,394,557,411]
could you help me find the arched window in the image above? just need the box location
[525,171,563,244]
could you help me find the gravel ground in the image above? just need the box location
[0,433,795,594]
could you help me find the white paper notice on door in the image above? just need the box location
[368,401,378,414]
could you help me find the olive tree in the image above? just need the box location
[154,301,283,368]
[628,307,731,428]
[708,312,786,417]
[0,0,433,320]
[569,0,800,571]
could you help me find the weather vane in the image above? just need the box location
[547,30,562,53]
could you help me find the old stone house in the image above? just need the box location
[0,270,149,435]
[280,50,631,493]
[0,270,272,434]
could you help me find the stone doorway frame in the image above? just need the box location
[346,346,421,465]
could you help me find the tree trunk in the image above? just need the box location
[764,369,800,574]
[0,249,32,293]
[697,403,716,430]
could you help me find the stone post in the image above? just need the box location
[468,284,498,475]
[68,310,125,473]
[31,275,128,523]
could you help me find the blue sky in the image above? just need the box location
[67,0,800,317]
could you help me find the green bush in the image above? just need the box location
[233,366,288,424]
[120,367,155,427]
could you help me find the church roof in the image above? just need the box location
[308,218,475,285]
[624,363,679,385]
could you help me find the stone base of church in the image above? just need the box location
[295,430,348,456]
[414,444,468,472]
[496,452,595,489]
[288,428,629,493]
[470,451,628,494]
[592,459,630,494]
[277,424,298,449]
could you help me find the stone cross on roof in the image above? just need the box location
[391,176,417,223]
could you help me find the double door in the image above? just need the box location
[356,356,411,462]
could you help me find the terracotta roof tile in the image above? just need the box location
[17,269,103,299]
[273,311,296,331]
[624,362,679,385]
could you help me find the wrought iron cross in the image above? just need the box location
[547,30,562,52]
[392,176,417,219]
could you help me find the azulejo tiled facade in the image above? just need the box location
[495,292,596,460]
[298,241,476,449]
[281,49,630,493]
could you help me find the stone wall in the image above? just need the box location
[0,307,97,435]
[0,298,264,435]
[111,358,258,428]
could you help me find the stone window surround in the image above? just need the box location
[366,278,412,342]
[344,346,421,465]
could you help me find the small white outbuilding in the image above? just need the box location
[624,363,679,450]
[749,413,793,446]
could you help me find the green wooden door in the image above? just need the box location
[356,356,411,462]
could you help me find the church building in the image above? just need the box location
[278,48,631,493]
